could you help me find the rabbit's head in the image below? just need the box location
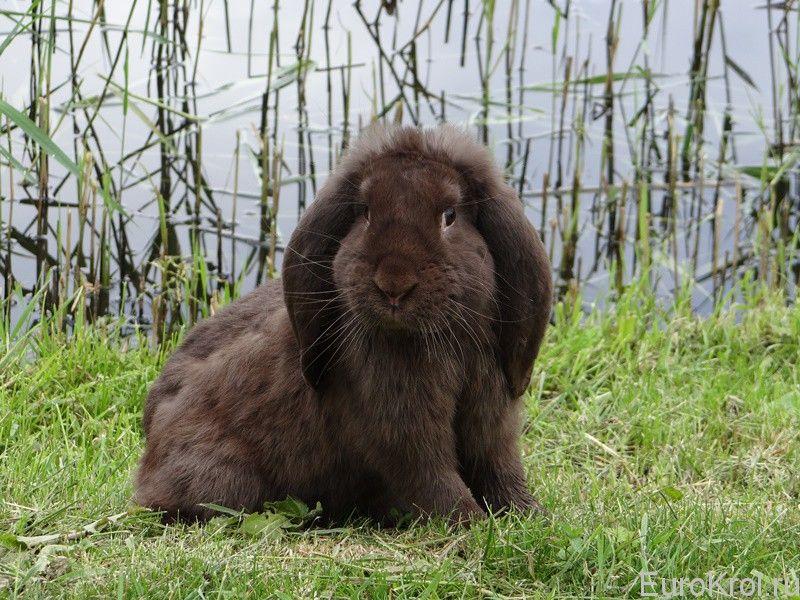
[283,126,552,397]
[331,155,496,332]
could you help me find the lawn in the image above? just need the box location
[1,286,799,598]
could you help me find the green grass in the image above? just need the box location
[1,285,799,598]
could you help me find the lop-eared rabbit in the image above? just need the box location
[135,125,553,524]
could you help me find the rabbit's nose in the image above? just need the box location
[373,269,418,309]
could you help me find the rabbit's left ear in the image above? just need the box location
[282,176,357,391]
[475,184,553,398]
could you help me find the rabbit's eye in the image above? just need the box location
[442,207,456,228]
[362,205,370,223]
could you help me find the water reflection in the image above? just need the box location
[0,0,797,330]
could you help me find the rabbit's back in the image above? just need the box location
[142,283,282,432]
[136,281,335,520]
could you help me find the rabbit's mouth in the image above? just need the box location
[354,283,430,332]
[373,299,416,330]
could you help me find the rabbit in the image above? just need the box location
[134,125,553,525]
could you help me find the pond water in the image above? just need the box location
[0,0,798,328]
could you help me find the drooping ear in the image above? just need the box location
[282,175,359,391]
[474,182,553,398]
[419,124,552,397]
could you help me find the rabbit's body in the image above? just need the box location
[136,126,552,523]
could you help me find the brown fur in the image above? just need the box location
[135,125,553,524]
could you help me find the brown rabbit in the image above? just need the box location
[135,125,553,524]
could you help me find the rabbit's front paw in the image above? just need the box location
[472,472,547,517]
[447,495,486,526]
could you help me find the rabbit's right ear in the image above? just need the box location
[282,176,358,391]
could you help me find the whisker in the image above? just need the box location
[300,309,355,362]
